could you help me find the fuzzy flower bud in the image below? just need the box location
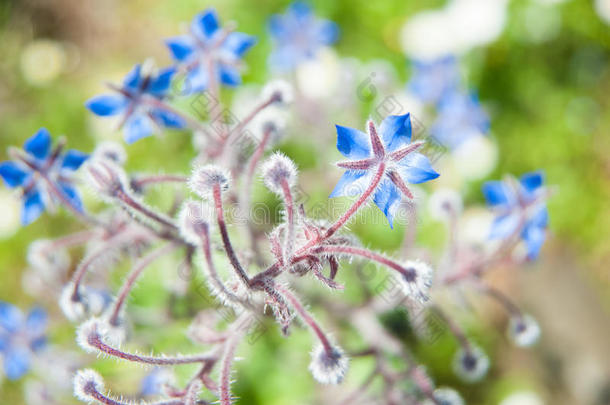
[27,239,70,273]
[73,369,105,403]
[188,165,230,199]
[399,260,434,304]
[425,387,465,405]
[508,314,540,348]
[59,283,110,322]
[262,79,294,106]
[261,152,298,194]
[453,345,490,383]
[92,141,127,165]
[178,200,214,245]
[428,188,463,221]
[85,158,128,201]
[308,343,349,385]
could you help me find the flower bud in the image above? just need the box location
[73,369,104,402]
[508,314,540,347]
[188,165,230,199]
[425,387,465,405]
[428,188,463,221]
[178,200,214,244]
[453,345,489,383]
[85,158,128,201]
[59,283,111,322]
[261,152,298,194]
[399,260,434,304]
[27,239,70,274]
[262,79,294,106]
[93,141,127,165]
[308,343,349,385]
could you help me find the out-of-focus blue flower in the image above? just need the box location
[268,2,338,71]
[0,302,47,380]
[86,64,185,144]
[165,8,256,94]
[408,56,460,105]
[483,171,549,260]
[431,90,490,148]
[140,368,174,397]
[330,113,439,228]
[0,128,88,225]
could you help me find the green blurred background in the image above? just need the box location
[0,0,609,404]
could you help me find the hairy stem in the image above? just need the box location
[213,183,250,286]
[108,242,178,326]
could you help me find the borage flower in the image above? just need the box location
[408,56,460,105]
[0,128,88,225]
[431,90,489,148]
[0,302,47,380]
[166,8,256,94]
[330,113,439,227]
[483,171,549,260]
[268,2,338,71]
[86,63,185,144]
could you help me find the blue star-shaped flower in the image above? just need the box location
[330,113,440,228]
[431,90,490,148]
[165,8,256,94]
[268,2,339,71]
[0,302,47,380]
[483,171,549,260]
[0,128,89,225]
[86,64,185,144]
[408,56,460,105]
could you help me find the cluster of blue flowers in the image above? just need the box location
[0,302,47,380]
[408,56,490,148]
[0,4,551,403]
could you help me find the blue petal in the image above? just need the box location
[482,181,512,207]
[219,65,241,87]
[223,32,257,57]
[290,2,312,20]
[336,125,371,159]
[59,183,84,212]
[489,214,520,239]
[268,15,286,39]
[0,302,24,333]
[520,171,544,194]
[151,108,186,129]
[329,170,371,198]
[25,308,47,337]
[86,94,128,117]
[379,113,412,152]
[61,150,89,171]
[148,67,176,97]
[124,114,155,144]
[165,36,195,62]
[24,128,51,160]
[529,206,548,228]
[316,21,339,45]
[3,346,31,380]
[22,190,45,225]
[397,152,439,184]
[373,180,402,228]
[182,65,209,94]
[123,64,143,91]
[0,162,29,188]
[140,369,170,396]
[522,224,546,260]
[192,9,220,41]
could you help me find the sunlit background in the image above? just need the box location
[0,0,609,404]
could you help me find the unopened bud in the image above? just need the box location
[308,343,349,385]
[261,152,298,194]
[188,165,230,199]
